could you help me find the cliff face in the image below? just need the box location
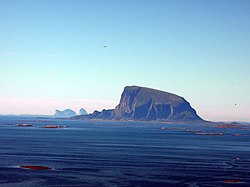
[110,86,203,121]
[85,86,203,122]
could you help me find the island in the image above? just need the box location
[74,85,204,122]
[54,109,77,118]
[19,165,52,171]
[41,125,67,129]
[79,108,88,115]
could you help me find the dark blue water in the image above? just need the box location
[0,116,250,186]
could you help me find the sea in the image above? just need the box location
[0,116,250,187]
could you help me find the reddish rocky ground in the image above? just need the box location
[223,179,241,183]
[19,165,52,170]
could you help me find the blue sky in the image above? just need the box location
[0,0,249,121]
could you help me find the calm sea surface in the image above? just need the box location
[0,116,250,186]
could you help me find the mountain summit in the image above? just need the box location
[86,86,203,122]
[54,109,76,118]
[79,108,88,115]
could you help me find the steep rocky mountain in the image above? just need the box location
[79,108,88,115]
[86,86,203,122]
[54,109,77,118]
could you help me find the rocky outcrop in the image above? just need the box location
[85,86,203,122]
[110,86,203,121]
[88,109,113,120]
[54,109,77,117]
[19,165,52,170]
[79,108,88,115]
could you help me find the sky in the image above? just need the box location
[0,0,249,121]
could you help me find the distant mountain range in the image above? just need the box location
[54,108,88,118]
[74,86,204,122]
[54,109,77,117]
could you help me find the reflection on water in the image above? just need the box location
[0,117,250,186]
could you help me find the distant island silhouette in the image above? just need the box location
[54,108,88,118]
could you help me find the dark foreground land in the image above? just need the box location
[0,116,250,186]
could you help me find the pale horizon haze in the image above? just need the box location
[0,0,249,122]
